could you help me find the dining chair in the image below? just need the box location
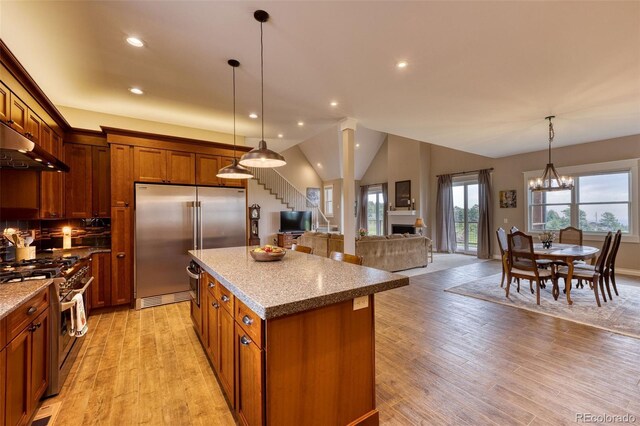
[291,243,313,254]
[329,251,364,266]
[559,226,583,245]
[496,227,519,290]
[507,231,556,305]
[558,232,612,307]
[510,226,519,233]
[603,230,623,298]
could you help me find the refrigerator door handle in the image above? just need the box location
[191,201,197,250]
[198,201,203,250]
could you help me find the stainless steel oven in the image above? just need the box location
[186,261,201,307]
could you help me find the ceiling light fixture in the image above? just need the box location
[330,101,338,107]
[356,143,360,148]
[217,60,253,180]
[249,113,258,119]
[528,116,574,192]
[277,134,283,138]
[396,61,408,69]
[239,10,286,168]
[126,37,145,48]
[129,87,144,95]
[297,121,304,126]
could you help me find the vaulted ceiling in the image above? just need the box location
[1,1,639,158]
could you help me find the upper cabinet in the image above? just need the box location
[25,109,42,145]
[110,144,132,207]
[196,154,221,186]
[0,81,10,123]
[134,147,195,185]
[40,132,64,218]
[8,92,28,135]
[63,143,111,218]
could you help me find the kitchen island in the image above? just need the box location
[189,246,409,426]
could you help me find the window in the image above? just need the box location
[324,185,333,217]
[367,186,385,235]
[525,159,638,240]
[453,179,479,253]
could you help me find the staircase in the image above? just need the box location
[250,167,330,231]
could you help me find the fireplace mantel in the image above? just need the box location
[387,210,416,216]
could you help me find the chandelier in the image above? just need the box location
[528,116,574,192]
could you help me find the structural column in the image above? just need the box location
[341,118,357,254]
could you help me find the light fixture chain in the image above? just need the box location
[232,65,237,159]
[261,20,265,142]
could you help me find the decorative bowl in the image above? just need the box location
[250,249,286,262]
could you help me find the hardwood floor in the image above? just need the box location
[46,260,640,425]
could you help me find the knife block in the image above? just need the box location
[16,246,36,261]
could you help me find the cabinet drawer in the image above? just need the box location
[204,272,217,298]
[235,298,264,349]
[215,281,234,314]
[7,288,49,341]
[0,316,6,349]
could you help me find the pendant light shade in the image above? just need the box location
[239,10,286,168]
[528,116,574,192]
[217,59,253,180]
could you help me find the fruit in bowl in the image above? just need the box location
[250,245,286,261]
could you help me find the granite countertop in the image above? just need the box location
[189,247,409,320]
[37,246,111,261]
[0,279,52,320]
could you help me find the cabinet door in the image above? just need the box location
[91,253,112,309]
[195,154,221,186]
[0,81,10,123]
[40,132,64,219]
[5,327,30,426]
[25,109,42,145]
[111,207,132,306]
[219,309,235,406]
[30,309,49,407]
[207,291,220,372]
[133,147,166,183]
[64,143,93,218]
[39,124,53,154]
[110,144,132,207]
[167,151,195,184]
[220,156,244,187]
[92,146,111,217]
[9,92,28,135]
[236,326,264,426]
[0,348,5,425]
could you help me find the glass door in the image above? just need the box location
[453,181,479,253]
[367,186,385,235]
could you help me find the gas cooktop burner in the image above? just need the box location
[0,255,79,284]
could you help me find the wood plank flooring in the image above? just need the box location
[46,260,640,425]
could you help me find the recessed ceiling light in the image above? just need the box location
[249,113,258,119]
[396,61,408,69]
[129,87,144,95]
[34,158,42,162]
[330,101,338,107]
[47,164,54,168]
[356,143,360,148]
[126,37,145,48]
[297,121,304,126]
[277,134,283,138]
[18,149,27,153]
[316,163,322,167]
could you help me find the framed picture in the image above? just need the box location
[395,180,411,209]
[306,187,320,208]
[500,190,517,208]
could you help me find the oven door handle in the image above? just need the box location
[186,266,200,280]
[71,276,94,296]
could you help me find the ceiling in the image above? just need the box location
[1,1,639,158]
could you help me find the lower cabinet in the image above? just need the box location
[5,307,49,426]
[0,347,5,425]
[90,253,112,310]
[111,207,132,306]
[235,326,264,426]
[206,290,220,372]
[218,306,236,405]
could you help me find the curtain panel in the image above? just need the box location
[357,185,369,232]
[381,183,389,235]
[477,169,493,259]
[436,174,457,253]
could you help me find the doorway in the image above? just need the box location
[453,180,479,254]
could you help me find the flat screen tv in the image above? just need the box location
[280,211,312,232]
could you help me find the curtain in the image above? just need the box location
[357,185,369,233]
[381,183,389,235]
[436,175,456,253]
[477,169,493,259]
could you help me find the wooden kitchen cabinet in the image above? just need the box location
[40,132,64,219]
[219,156,245,188]
[196,154,222,186]
[111,207,132,306]
[133,147,166,183]
[25,109,42,145]
[64,143,93,218]
[110,144,132,207]
[207,290,221,372]
[235,325,264,426]
[0,347,5,426]
[0,81,10,123]
[219,306,236,406]
[167,151,195,184]
[29,309,49,408]
[8,92,28,135]
[91,253,112,309]
[92,146,111,217]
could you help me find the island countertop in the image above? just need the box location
[189,246,409,319]
[0,279,52,320]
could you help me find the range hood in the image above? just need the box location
[0,121,69,172]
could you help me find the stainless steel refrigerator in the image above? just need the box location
[134,183,246,309]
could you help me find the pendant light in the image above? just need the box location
[528,116,574,192]
[217,59,253,180]
[239,10,286,168]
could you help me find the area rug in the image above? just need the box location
[398,253,488,277]
[445,274,640,339]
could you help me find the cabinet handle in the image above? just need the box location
[208,282,215,288]
[242,315,253,326]
[212,302,219,309]
[221,295,230,303]
[35,322,42,329]
[7,119,14,124]
[27,306,37,315]
[125,202,129,207]
[117,253,125,258]
[240,335,252,346]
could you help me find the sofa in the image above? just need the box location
[298,232,431,272]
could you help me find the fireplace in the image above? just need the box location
[391,224,415,234]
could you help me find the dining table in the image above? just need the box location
[533,243,600,305]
